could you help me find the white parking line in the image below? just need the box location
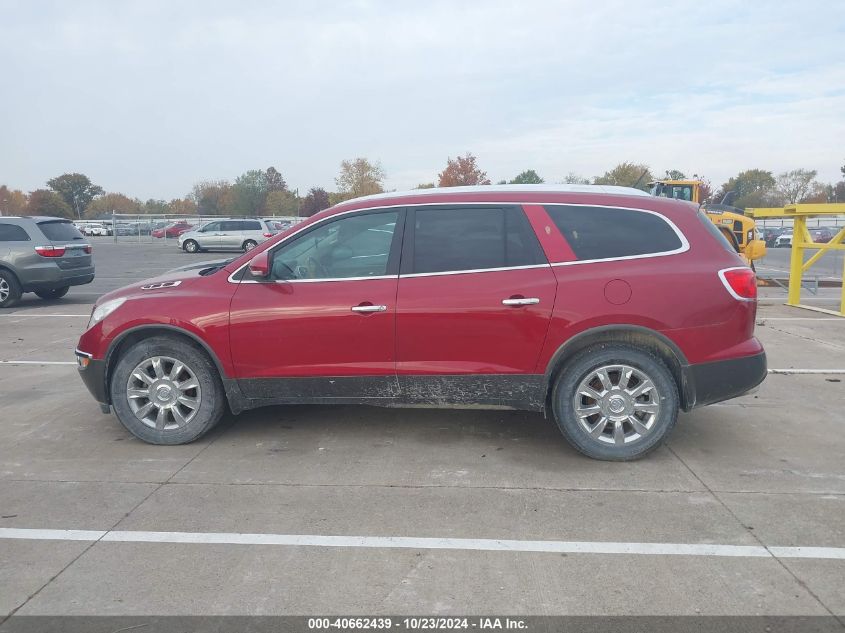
[760,317,843,321]
[768,368,845,375]
[1,314,89,318]
[0,360,77,366]
[0,527,843,560]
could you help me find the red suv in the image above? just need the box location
[76,186,766,460]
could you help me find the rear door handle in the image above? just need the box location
[351,304,387,313]
[502,297,540,306]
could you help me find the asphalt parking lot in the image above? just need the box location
[0,240,843,618]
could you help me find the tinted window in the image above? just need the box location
[0,223,30,241]
[242,220,262,231]
[202,222,221,232]
[38,220,84,242]
[270,211,399,280]
[220,221,240,232]
[411,207,546,274]
[544,205,682,260]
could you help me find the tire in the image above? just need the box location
[242,240,257,252]
[183,240,199,253]
[35,286,69,300]
[0,269,23,308]
[109,336,225,445]
[550,344,679,461]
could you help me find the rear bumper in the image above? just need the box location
[681,351,767,410]
[24,268,95,291]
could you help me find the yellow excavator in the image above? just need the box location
[649,179,766,267]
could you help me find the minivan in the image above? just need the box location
[76,185,766,460]
[177,218,276,253]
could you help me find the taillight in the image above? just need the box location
[263,232,272,238]
[35,245,66,258]
[84,245,93,254]
[719,267,757,301]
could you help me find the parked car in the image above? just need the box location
[0,216,94,308]
[152,221,194,239]
[810,228,834,243]
[83,223,110,236]
[761,227,786,247]
[177,218,275,253]
[76,185,766,461]
[774,232,793,248]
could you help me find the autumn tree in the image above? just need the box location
[0,186,28,216]
[168,198,198,216]
[265,166,287,193]
[663,169,686,180]
[594,162,653,190]
[437,153,490,187]
[697,178,713,203]
[716,169,778,209]
[27,189,73,218]
[509,169,544,184]
[265,189,300,216]
[232,170,269,216]
[415,183,436,189]
[336,158,386,198]
[192,180,233,215]
[562,173,590,185]
[776,169,818,204]
[85,193,142,218]
[299,188,331,217]
[46,173,104,219]
[142,199,169,215]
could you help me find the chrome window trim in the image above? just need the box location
[227,201,689,283]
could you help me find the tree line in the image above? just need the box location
[2,155,844,220]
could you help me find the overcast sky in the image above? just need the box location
[2,0,844,199]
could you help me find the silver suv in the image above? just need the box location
[0,216,95,308]
[177,218,276,253]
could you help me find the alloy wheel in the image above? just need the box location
[0,278,9,302]
[572,364,661,445]
[126,356,202,430]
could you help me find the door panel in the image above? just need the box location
[230,278,399,394]
[396,267,557,374]
[228,209,404,400]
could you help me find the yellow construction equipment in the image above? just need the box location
[747,204,845,317]
[650,179,766,267]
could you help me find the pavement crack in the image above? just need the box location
[666,444,843,624]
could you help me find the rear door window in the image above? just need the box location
[544,205,683,261]
[408,206,546,274]
[242,220,262,231]
[0,223,31,241]
[220,221,241,232]
[37,220,84,242]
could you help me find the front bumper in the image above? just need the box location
[681,351,767,410]
[76,349,109,410]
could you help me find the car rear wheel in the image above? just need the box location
[0,270,23,308]
[35,286,69,300]
[183,239,199,253]
[551,344,678,461]
[110,336,225,445]
[242,240,257,252]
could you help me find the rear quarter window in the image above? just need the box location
[37,220,84,242]
[544,205,684,261]
[0,223,31,241]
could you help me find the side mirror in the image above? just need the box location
[248,251,270,278]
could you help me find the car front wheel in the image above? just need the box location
[183,240,199,253]
[551,344,678,461]
[110,336,225,445]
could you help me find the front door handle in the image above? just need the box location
[351,304,387,313]
[502,297,540,306]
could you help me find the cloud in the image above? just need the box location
[1,0,843,197]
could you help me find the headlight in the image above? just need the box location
[88,298,127,328]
